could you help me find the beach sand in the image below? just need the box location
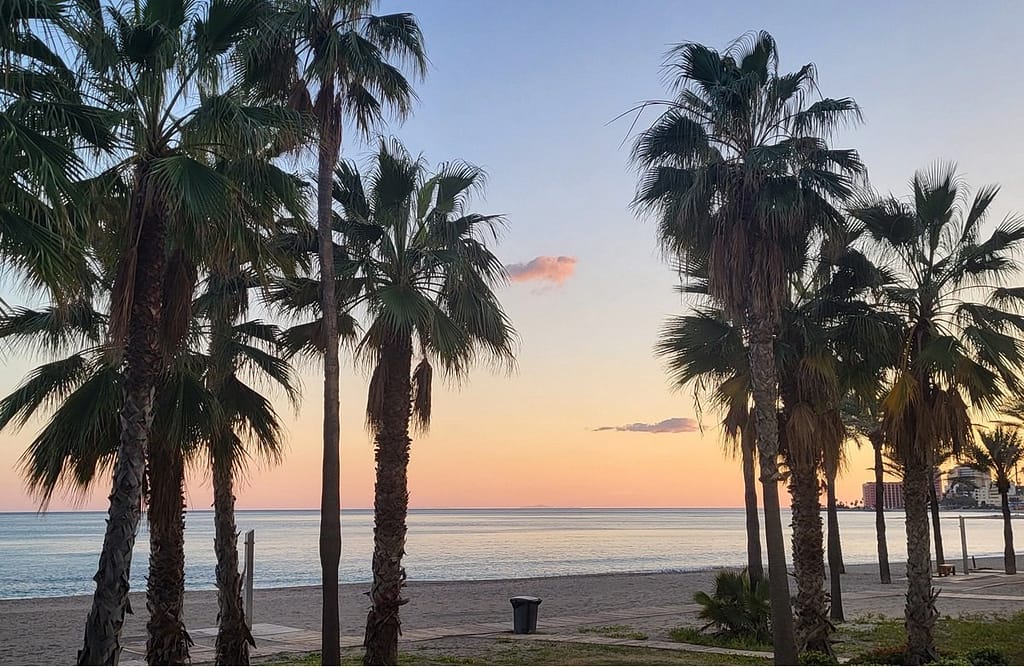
[2,558,1022,665]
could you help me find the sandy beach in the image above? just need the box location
[3,557,1023,665]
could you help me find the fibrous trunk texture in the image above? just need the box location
[873,436,891,584]
[213,454,254,664]
[741,428,765,585]
[363,335,413,665]
[1001,490,1016,575]
[825,473,844,622]
[748,317,797,666]
[79,172,166,666]
[145,435,192,664]
[903,457,938,664]
[317,107,343,667]
[789,463,832,655]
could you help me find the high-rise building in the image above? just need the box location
[862,481,905,509]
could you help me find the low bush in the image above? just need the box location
[964,647,1009,665]
[693,570,771,643]
[799,649,838,665]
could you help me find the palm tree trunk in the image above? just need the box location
[213,452,255,665]
[872,434,891,584]
[1000,489,1016,575]
[929,473,944,566]
[903,456,938,665]
[317,101,344,667]
[741,427,765,585]
[363,335,413,666]
[789,462,831,655]
[79,176,165,666]
[825,473,844,623]
[145,435,191,665]
[748,318,797,666]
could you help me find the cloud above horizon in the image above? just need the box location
[505,256,577,285]
[593,417,699,434]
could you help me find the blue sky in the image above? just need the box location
[3,0,1024,510]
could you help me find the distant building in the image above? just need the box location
[946,465,1024,508]
[862,481,905,510]
[862,474,943,510]
[945,465,993,505]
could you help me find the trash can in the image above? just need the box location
[510,596,542,634]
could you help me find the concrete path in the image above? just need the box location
[123,602,776,663]
[121,572,1024,665]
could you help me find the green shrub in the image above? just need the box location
[693,570,771,643]
[799,649,837,665]
[850,645,907,665]
[965,647,1009,665]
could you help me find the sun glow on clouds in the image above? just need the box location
[505,256,577,285]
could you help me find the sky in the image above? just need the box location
[3,0,1024,511]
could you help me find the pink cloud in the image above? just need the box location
[593,417,699,434]
[505,256,577,285]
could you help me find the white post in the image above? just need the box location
[959,516,969,575]
[244,529,255,627]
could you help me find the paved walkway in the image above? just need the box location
[123,603,775,663]
[121,576,1024,665]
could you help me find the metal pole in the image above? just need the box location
[242,528,252,627]
[959,516,969,575]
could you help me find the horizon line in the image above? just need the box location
[0,505,760,514]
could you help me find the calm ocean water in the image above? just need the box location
[0,508,1017,599]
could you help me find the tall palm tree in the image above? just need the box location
[659,243,895,654]
[961,427,1023,574]
[843,397,892,584]
[928,447,954,569]
[328,141,515,664]
[849,165,1024,664]
[61,0,303,660]
[0,275,299,666]
[632,32,864,664]
[656,305,764,584]
[239,5,426,659]
[195,266,300,665]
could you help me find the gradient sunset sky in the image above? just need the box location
[3,0,1024,512]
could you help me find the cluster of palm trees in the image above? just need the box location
[634,32,1024,666]
[3,1,515,666]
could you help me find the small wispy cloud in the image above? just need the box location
[505,256,577,285]
[593,417,699,434]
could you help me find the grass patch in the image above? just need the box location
[669,626,772,652]
[836,612,1024,664]
[577,624,649,640]
[261,640,772,665]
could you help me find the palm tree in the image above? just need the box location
[659,241,895,654]
[61,1,303,660]
[656,305,764,584]
[632,32,864,664]
[327,141,515,664]
[195,266,300,665]
[0,273,299,666]
[1,0,113,294]
[777,243,896,653]
[961,427,1023,574]
[849,165,1024,664]
[239,5,426,659]
[843,397,892,584]
[928,447,954,569]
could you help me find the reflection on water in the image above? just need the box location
[0,508,1016,599]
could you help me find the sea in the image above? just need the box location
[0,508,1017,600]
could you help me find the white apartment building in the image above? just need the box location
[945,465,1023,508]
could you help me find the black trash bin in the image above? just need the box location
[510,596,542,634]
